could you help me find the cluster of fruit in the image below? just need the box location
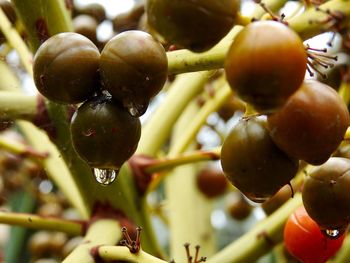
[33,30,168,171]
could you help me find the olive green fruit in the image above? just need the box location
[220,116,299,202]
[73,15,98,45]
[268,80,350,165]
[146,0,240,52]
[225,21,307,113]
[100,30,168,117]
[217,95,246,122]
[70,94,141,169]
[33,32,100,104]
[302,157,350,231]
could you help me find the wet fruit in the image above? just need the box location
[146,0,240,52]
[70,94,141,169]
[33,32,100,104]
[196,168,228,198]
[284,206,345,263]
[302,157,350,231]
[100,30,168,117]
[220,116,299,202]
[268,80,350,165]
[225,20,307,113]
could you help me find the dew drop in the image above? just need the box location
[321,229,342,239]
[93,168,118,185]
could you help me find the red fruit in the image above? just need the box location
[284,206,345,263]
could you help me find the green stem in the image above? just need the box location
[98,246,167,263]
[168,81,231,156]
[207,194,302,263]
[0,211,83,235]
[165,103,216,262]
[0,133,48,159]
[145,147,221,174]
[63,219,121,263]
[330,234,350,263]
[0,91,38,120]
[138,71,211,156]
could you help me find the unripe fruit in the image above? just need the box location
[146,0,240,52]
[225,21,307,113]
[268,80,350,165]
[70,94,141,169]
[302,157,350,231]
[220,116,299,202]
[33,32,100,104]
[100,30,168,117]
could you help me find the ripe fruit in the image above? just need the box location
[220,116,299,202]
[70,94,141,169]
[196,168,228,198]
[225,21,307,113]
[302,157,350,231]
[145,0,240,52]
[284,206,345,263]
[100,30,168,117]
[33,32,100,104]
[268,80,350,165]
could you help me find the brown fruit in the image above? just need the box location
[261,184,293,215]
[227,193,252,220]
[146,0,240,52]
[73,14,98,45]
[196,168,228,198]
[220,116,299,202]
[302,157,350,231]
[225,21,307,113]
[268,80,350,165]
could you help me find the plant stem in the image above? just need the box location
[168,81,231,157]
[138,71,211,156]
[208,194,302,263]
[330,234,350,263]
[0,8,33,74]
[144,147,221,174]
[63,219,121,263]
[0,134,48,159]
[165,102,216,262]
[98,246,168,263]
[0,91,37,120]
[0,211,83,235]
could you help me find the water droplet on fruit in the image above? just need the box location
[93,168,118,185]
[321,229,341,239]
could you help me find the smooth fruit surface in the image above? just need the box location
[225,21,307,113]
[268,80,350,165]
[220,116,299,202]
[284,206,345,263]
[196,168,228,198]
[146,0,240,52]
[70,95,141,169]
[33,32,100,104]
[100,30,168,117]
[302,157,350,231]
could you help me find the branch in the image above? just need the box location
[0,211,83,235]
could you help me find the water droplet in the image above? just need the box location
[321,229,342,239]
[93,168,118,185]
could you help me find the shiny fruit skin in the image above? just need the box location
[196,168,228,198]
[302,157,350,231]
[220,116,299,202]
[33,32,100,104]
[284,206,345,263]
[268,80,350,165]
[146,0,240,52]
[100,30,168,117]
[225,21,307,113]
[70,95,141,169]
